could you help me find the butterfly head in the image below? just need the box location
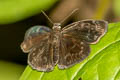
[53,23,61,31]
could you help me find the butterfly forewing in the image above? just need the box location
[62,20,108,44]
[24,25,51,40]
[21,26,52,53]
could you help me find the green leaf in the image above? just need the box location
[0,0,57,24]
[19,22,120,80]
[0,60,25,80]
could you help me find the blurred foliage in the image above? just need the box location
[113,0,120,16]
[93,0,110,19]
[19,22,120,80]
[0,0,57,24]
[0,61,25,80]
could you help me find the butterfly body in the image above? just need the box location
[51,23,62,66]
[21,20,108,71]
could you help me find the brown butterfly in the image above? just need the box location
[20,10,108,72]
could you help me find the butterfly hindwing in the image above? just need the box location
[58,34,90,69]
[28,34,56,71]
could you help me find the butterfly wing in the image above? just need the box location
[62,20,108,44]
[58,20,108,69]
[28,34,55,71]
[21,26,56,71]
[21,25,52,53]
[58,35,90,69]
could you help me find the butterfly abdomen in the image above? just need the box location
[52,29,61,65]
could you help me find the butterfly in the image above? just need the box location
[20,19,108,72]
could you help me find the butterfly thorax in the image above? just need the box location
[52,23,61,42]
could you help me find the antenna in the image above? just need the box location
[60,8,79,24]
[41,10,53,24]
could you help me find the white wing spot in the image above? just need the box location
[33,58,37,61]
[94,35,98,40]
[81,46,84,49]
[81,42,84,45]
[33,53,36,56]
[43,56,47,63]
[80,50,83,54]
[91,27,94,30]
